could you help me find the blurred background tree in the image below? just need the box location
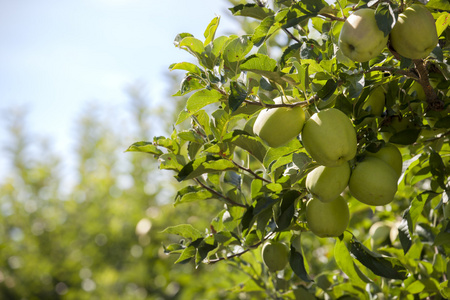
[0,78,252,299]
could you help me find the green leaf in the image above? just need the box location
[229,81,248,112]
[436,13,450,37]
[334,233,372,287]
[224,130,267,163]
[229,4,274,20]
[283,0,328,28]
[240,53,278,73]
[126,141,163,156]
[434,115,450,128]
[174,245,196,264]
[275,190,301,231]
[174,186,214,206]
[187,89,225,113]
[179,36,205,58]
[427,0,450,11]
[204,16,220,45]
[289,245,313,282]
[176,155,237,181]
[316,79,337,101]
[162,224,204,241]
[429,150,446,188]
[388,128,421,145]
[251,16,279,46]
[159,153,184,171]
[375,2,397,37]
[349,238,408,280]
[398,215,412,254]
[223,35,253,63]
[170,62,202,74]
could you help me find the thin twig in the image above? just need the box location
[320,13,346,22]
[194,178,247,208]
[363,66,419,80]
[232,160,271,183]
[207,232,275,264]
[282,28,302,44]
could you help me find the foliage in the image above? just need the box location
[129,0,450,299]
[0,87,246,299]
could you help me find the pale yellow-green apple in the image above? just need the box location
[349,157,398,206]
[261,240,289,271]
[363,86,385,116]
[365,143,403,178]
[301,108,357,167]
[305,163,351,203]
[338,8,389,62]
[253,96,305,148]
[306,196,349,238]
[390,4,438,59]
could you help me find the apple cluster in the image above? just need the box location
[253,104,404,239]
[338,4,438,62]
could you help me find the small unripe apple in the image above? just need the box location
[390,4,438,59]
[301,108,357,167]
[253,96,305,148]
[338,8,389,62]
[349,157,398,206]
[261,240,289,272]
[365,143,403,178]
[363,86,386,116]
[305,163,351,203]
[306,196,350,238]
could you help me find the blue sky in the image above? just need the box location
[0,0,238,179]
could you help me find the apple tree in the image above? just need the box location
[128,0,450,298]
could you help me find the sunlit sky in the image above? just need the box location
[0,0,239,179]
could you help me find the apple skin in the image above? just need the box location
[363,86,385,116]
[261,240,289,272]
[338,8,389,62]
[349,157,398,206]
[365,143,403,178]
[390,4,438,59]
[301,108,357,167]
[305,163,351,203]
[306,196,350,238]
[253,96,305,148]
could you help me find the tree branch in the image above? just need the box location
[363,66,419,80]
[232,160,271,183]
[206,232,275,264]
[413,59,444,111]
[194,178,247,208]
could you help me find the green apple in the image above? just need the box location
[363,86,385,116]
[261,240,289,272]
[365,143,403,178]
[338,8,389,62]
[253,96,305,148]
[301,108,357,167]
[305,163,351,203]
[349,157,398,206]
[306,196,350,238]
[390,4,438,59]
